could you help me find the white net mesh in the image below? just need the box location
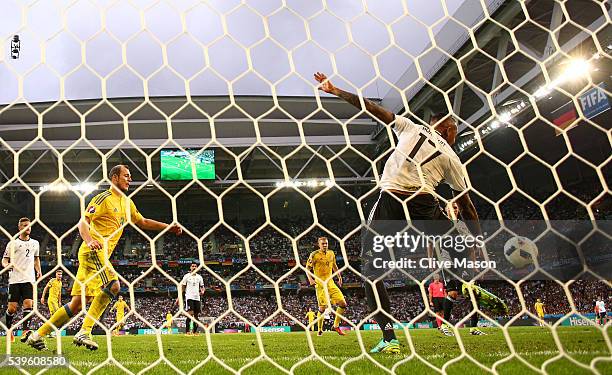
[0,0,611,374]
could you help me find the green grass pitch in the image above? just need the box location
[161,156,214,180]
[1,327,610,374]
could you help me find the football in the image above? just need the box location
[504,236,539,268]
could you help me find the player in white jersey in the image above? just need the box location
[177,262,205,335]
[595,298,607,325]
[314,72,484,354]
[1,217,42,342]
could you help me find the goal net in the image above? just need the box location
[0,0,610,374]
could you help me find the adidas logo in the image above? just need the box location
[384,323,393,330]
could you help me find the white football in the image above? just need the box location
[504,236,538,268]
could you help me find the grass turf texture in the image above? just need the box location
[1,327,610,374]
[160,155,214,180]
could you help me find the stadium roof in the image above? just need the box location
[0,96,379,192]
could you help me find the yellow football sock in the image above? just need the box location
[37,304,73,337]
[334,307,346,328]
[317,311,324,332]
[82,290,113,333]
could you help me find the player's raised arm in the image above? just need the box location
[314,72,395,125]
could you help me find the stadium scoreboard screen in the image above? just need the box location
[160,149,215,180]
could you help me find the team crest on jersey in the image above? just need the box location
[87,206,96,214]
[114,208,118,212]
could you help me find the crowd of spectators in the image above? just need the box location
[2,184,607,268]
[0,184,609,333]
[2,278,609,332]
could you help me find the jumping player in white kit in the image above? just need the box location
[314,71,485,354]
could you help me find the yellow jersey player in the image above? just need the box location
[535,299,546,327]
[26,164,182,351]
[305,237,348,336]
[111,296,130,336]
[164,312,173,334]
[40,270,63,337]
[305,309,316,331]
